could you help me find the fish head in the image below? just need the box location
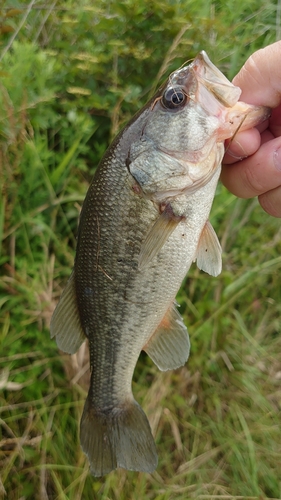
[142,52,231,164]
[145,50,270,160]
[128,51,270,201]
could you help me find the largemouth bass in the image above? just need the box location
[50,51,270,476]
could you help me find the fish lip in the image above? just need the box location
[228,101,271,126]
[189,50,217,76]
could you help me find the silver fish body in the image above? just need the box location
[50,51,270,476]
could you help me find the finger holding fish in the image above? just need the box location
[222,41,281,217]
[222,109,281,216]
[223,128,261,162]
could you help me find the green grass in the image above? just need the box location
[1,1,281,499]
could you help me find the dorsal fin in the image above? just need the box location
[50,272,86,354]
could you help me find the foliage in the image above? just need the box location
[1,0,281,499]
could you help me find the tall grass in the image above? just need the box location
[1,1,281,498]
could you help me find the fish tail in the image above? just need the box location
[80,395,158,476]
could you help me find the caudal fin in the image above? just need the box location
[80,396,158,476]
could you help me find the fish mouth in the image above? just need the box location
[172,52,270,131]
[190,51,241,107]
[179,51,271,137]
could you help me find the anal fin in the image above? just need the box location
[195,220,222,277]
[143,303,190,371]
[50,271,86,354]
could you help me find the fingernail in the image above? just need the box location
[273,148,281,172]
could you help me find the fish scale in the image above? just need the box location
[50,51,270,476]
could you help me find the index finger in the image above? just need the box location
[223,128,261,164]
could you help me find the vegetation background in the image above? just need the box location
[1,0,281,499]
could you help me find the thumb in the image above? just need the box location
[233,41,281,108]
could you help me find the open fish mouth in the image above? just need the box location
[190,51,242,107]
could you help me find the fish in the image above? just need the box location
[50,51,270,476]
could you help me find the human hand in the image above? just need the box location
[221,41,281,217]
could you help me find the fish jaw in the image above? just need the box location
[190,50,242,107]
[217,100,271,141]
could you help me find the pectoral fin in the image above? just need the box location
[195,220,222,277]
[138,204,184,270]
[50,272,86,354]
[143,303,190,371]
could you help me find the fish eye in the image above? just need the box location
[161,87,187,110]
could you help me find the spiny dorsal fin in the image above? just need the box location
[138,204,184,270]
[50,272,86,354]
[143,303,190,371]
[195,220,222,277]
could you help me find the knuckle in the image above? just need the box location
[258,191,281,218]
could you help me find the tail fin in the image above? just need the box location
[80,395,158,476]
